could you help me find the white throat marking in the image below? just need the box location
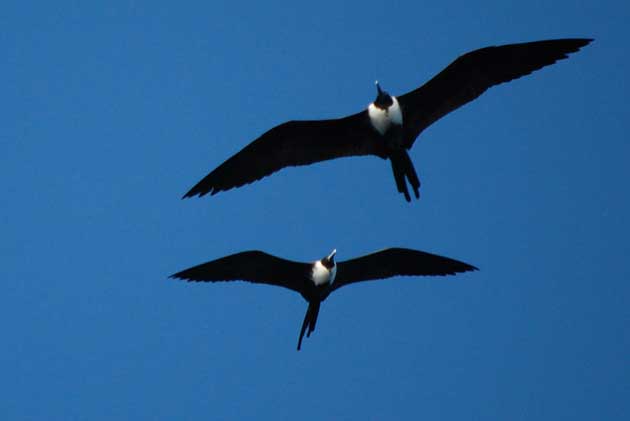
[312,260,337,286]
[368,96,402,135]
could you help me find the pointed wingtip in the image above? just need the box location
[181,186,199,199]
[580,38,595,51]
[456,261,479,274]
[181,177,219,199]
[467,264,480,272]
[181,186,215,199]
[441,262,478,276]
[572,38,594,51]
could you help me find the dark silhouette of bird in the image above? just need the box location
[170,248,477,350]
[182,38,592,202]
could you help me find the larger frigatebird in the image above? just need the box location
[183,38,592,202]
[170,248,477,350]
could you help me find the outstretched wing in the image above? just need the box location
[170,250,312,294]
[183,112,387,198]
[332,248,477,292]
[398,38,593,147]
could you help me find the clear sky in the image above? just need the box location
[2,1,629,420]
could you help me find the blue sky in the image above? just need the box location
[2,1,629,420]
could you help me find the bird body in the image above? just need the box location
[183,38,592,202]
[170,248,477,350]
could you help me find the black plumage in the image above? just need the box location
[170,248,477,350]
[183,38,592,202]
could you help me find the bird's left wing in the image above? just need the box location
[170,250,312,294]
[183,112,387,198]
[332,248,477,292]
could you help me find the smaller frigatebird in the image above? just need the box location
[170,248,477,350]
[182,38,592,202]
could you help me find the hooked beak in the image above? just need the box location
[375,80,383,95]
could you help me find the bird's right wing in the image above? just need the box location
[183,112,387,198]
[332,248,477,292]
[170,251,312,294]
[397,38,593,148]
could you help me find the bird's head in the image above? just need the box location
[321,249,336,269]
[373,81,393,109]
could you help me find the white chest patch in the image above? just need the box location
[368,96,403,135]
[311,261,337,286]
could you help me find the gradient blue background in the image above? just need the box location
[2,1,629,419]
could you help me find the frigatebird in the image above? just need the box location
[183,38,592,202]
[170,248,477,350]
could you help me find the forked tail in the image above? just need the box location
[389,150,420,202]
[297,301,321,351]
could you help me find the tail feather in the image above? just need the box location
[390,154,411,202]
[297,302,320,351]
[390,151,420,202]
[401,151,420,199]
[297,306,310,351]
[307,302,320,337]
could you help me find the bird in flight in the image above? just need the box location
[170,248,477,350]
[182,38,592,202]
